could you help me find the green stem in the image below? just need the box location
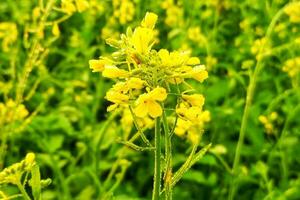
[228,4,288,200]
[152,118,161,200]
[16,181,31,200]
[161,108,172,200]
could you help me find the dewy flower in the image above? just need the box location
[89,11,209,135]
[134,87,167,118]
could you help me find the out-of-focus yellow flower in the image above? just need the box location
[101,26,119,40]
[251,38,267,55]
[32,7,41,20]
[210,144,227,155]
[75,0,89,12]
[134,87,167,118]
[113,0,135,24]
[259,112,279,135]
[162,0,183,27]
[0,22,18,52]
[240,19,251,31]
[187,27,206,44]
[61,0,77,15]
[282,57,300,78]
[206,55,217,70]
[0,99,29,125]
[284,3,300,23]
[52,23,60,37]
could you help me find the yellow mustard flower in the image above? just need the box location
[134,87,167,118]
[284,3,300,23]
[75,0,89,12]
[189,65,209,82]
[61,0,77,15]
[0,22,18,52]
[282,57,300,78]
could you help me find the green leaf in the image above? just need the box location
[31,165,41,200]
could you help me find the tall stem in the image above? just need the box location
[162,108,172,200]
[152,117,161,200]
[228,4,288,200]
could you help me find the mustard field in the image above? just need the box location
[0,0,300,199]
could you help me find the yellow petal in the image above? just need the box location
[141,12,158,29]
[52,23,60,37]
[105,91,129,104]
[134,101,148,118]
[182,94,205,107]
[149,87,167,101]
[131,27,154,54]
[127,78,145,89]
[187,57,200,65]
[191,65,208,82]
[147,101,162,118]
[75,0,89,12]
[89,59,105,72]
[102,65,129,78]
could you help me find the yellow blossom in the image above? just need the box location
[174,118,191,137]
[182,94,205,107]
[284,3,300,23]
[102,66,129,78]
[61,0,76,15]
[134,87,167,118]
[189,65,209,82]
[282,57,300,78]
[75,0,89,12]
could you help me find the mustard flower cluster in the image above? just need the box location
[161,0,183,27]
[90,12,209,143]
[258,112,278,135]
[0,22,18,52]
[0,99,29,126]
[0,153,35,185]
[282,57,300,78]
[284,3,300,23]
[61,0,89,14]
[112,0,135,25]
